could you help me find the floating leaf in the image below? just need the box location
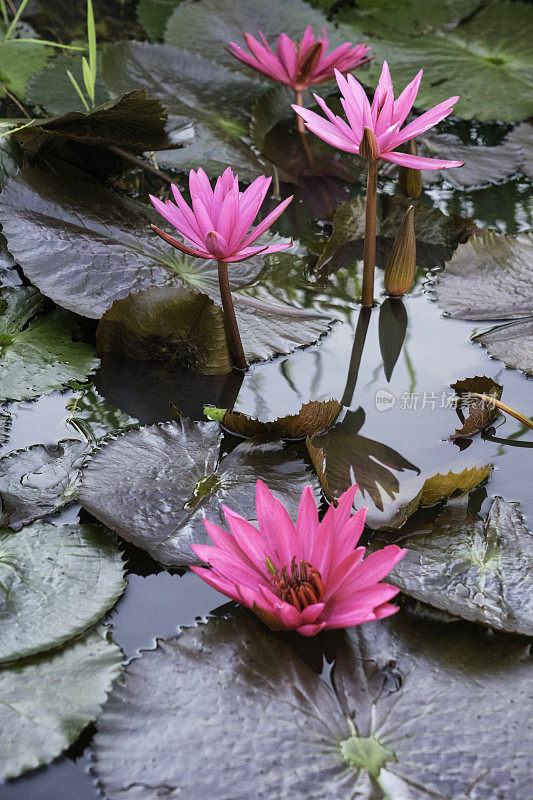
[26,53,110,116]
[137,0,182,41]
[338,0,479,38]
[0,522,125,663]
[372,496,533,635]
[97,282,332,373]
[450,376,503,439]
[13,90,170,159]
[0,625,122,780]
[0,287,98,401]
[307,408,491,529]
[0,439,89,530]
[93,607,532,800]
[435,231,533,320]
[342,0,533,121]
[0,40,50,99]
[102,40,265,178]
[474,318,533,376]
[79,419,319,566]
[211,399,342,439]
[317,195,474,276]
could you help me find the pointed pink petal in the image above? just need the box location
[191,545,267,588]
[295,485,319,560]
[331,508,367,564]
[222,506,269,571]
[323,546,365,601]
[276,33,297,80]
[240,195,293,248]
[296,621,326,636]
[393,69,423,127]
[190,193,214,237]
[310,504,335,578]
[205,229,230,259]
[382,151,465,170]
[190,566,243,603]
[373,602,400,620]
[394,97,459,144]
[150,225,209,258]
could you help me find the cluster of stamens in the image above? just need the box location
[270,556,324,611]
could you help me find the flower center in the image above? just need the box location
[270,556,324,611]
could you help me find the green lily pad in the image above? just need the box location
[13,90,170,159]
[0,521,125,663]
[208,399,342,439]
[450,376,503,439]
[101,40,265,178]
[79,418,319,567]
[317,195,474,276]
[435,231,533,320]
[26,52,110,116]
[93,607,532,800]
[0,39,50,99]
[0,287,98,401]
[344,0,533,121]
[473,318,533,377]
[372,496,533,635]
[0,624,122,780]
[307,407,492,529]
[0,439,89,530]
[137,0,182,41]
[338,0,479,38]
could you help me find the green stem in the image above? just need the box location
[217,260,247,371]
[362,159,379,307]
[4,0,30,40]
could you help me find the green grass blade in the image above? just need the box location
[66,69,90,111]
[81,56,94,104]
[4,0,31,40]
[87,0,97,82]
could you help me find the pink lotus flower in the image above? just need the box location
[191,480,406,636]
[292,61,465,170]
[228,26,371,92]
[149,167,293,263]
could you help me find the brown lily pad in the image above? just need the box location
[450,376,503,439]
[204,399,342,440]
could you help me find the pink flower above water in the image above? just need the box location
[292,61,465,170]
[149,167,293,263]
[228,26,371,92]
[191,480,406,636]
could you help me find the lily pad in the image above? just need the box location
[372,496,533,635]
[435,231,533,320]
[344,0,533,121]
[26,53,110,116]
[102,40,265,178]
[0,624,122,780]
[0,521,125,663]
[450,376,503,439]
[0,287,98,401]
[307,408,491,529]
[0,439,89,530]
[97,282,332,373]
[317,195,474,276]
[0,39,50,99]
[79,418,319,567]
[206,399,342,439]
[338,0,479,38]
[137,0,182,41]
[13,90,170,159]
[93,607,532,800]
[474,318,533,376]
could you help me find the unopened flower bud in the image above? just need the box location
[359,126,380,162]
[384,205,416,297]
[295,41,323,90]
[398,139,422,199]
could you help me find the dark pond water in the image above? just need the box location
[2,160,532,797]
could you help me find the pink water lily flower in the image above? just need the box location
[292,61,465,170]
[191,480,406,636]
[228,26,371,92]
[149,167,293,263]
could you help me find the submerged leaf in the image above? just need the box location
[212,399,342,439]
[79,419,319,566]
[0,287,98,401]
[0,439,89,530]
[26,53,110,116]
[12,90,170,159]
[450,376,503,438]
[137,0,181,41]
[0,625,122,780]
[317,195,474,277]
[307,408,491,529]
[93,607,532,800]
[372,496,533,635]
[0,522,125,663]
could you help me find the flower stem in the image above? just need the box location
[295,90,314,166]
[471,394,533,431]
[217,260,247,371]
[362,159,379,307]
[107,146,175,185]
